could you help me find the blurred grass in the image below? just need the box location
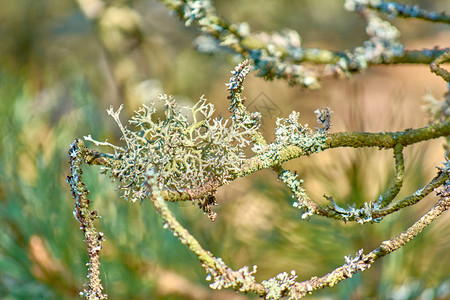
[0,0,450,299]
[0,74,217,299]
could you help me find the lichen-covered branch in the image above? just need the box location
[236,121,450,180]
[373,170,449,219]
[67,139,107,300]
[85,120,450,185]
[275,166,327,220]
[430,49,450,82]
[376,143,404,208]
[145,159,450,299]
[274,147,445,224]
[158,0,448,88]
[70,29,450,296]
[388,48,448,65]
[320,167,448,223]
[368,181,450,260]
[145,168,267,296]
[346,0,450,24]
[78,60,450,228]
[74,143,222,203]
[288,180,450,298]
[326,122,450,149]
[273,156,448,224]
[78,59,450,227]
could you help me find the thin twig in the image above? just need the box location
[67,139,107,300]
[430,49,450,82]
[373,170,449,218]
[362,0,450,24]
[376,143,405,208]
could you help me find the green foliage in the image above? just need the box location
[0,75,213,299]
[0,75,87,298]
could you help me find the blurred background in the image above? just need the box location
[1,0,449,299]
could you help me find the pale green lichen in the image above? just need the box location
[261,270,298,300]
[343,249,370,276]
[325,195,382,224]
[278,169,314,220]
[341,1,404,72]
[205,258,258,292]
[86,61,263,203]
[252,111,327,157]
[90,93,259,203]
[180,0,213,27]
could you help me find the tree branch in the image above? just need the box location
[326,122,450,149]
[376,143,404,208]
[354,0,450,24]
[67,139,107,300]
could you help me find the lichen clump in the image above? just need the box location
[261,271,298,300]
[97,94,259,203]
